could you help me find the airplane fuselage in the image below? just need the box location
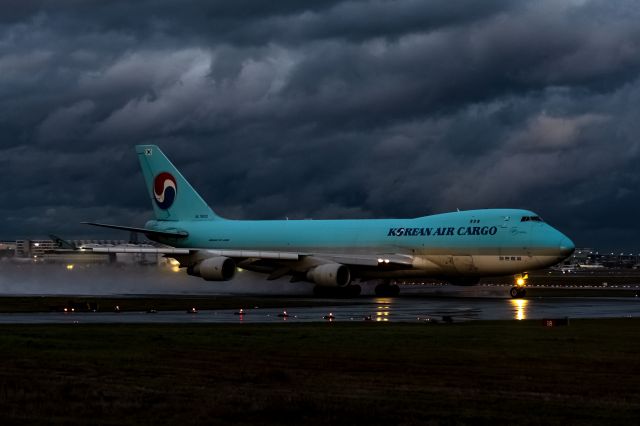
[146,208,573,281]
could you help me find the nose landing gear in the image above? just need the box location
[510,273,528,298]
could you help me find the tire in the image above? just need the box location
[510,287,520,298]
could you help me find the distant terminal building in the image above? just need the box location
[567,247,639,269]
[569,248,596,265]
[11,238,161,265]
[0,241,16,257]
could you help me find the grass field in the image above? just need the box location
[0,320,638,425]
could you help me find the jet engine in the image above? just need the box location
[188,257,236,281]
[307,263,351,287]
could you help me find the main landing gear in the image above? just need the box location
[375,281,400,297]
[510,273,528,298]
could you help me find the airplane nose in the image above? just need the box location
[559,235,575,257]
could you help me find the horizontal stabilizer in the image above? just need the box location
[81,222,189,238]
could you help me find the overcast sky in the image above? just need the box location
[1,0,639,251]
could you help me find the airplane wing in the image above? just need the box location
[87,246,411,265]
[310,253,414,267]
[83,245,413,269]
[89,246,299,259]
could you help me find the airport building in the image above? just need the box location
[9,238,161,265]
[568,248,639,269]
[16,240,65,258]
[0,241,16,257]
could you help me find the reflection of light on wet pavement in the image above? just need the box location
[375,311,390,322]
[510,299,528,320]
[1,297,639,324]
[374,298,393,321]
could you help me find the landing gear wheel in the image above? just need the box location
[510,287,526,298]
[375,284,400,297]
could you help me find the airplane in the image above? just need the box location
[83,145,575,298]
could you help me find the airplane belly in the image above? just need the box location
[471,255,528,275]
[421,255,478,275]
[452,255,477,274]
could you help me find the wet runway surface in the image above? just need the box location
[1,296,639,324]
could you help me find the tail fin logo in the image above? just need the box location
[153,172,177,210]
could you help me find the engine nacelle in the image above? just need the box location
[189,257,236,281]
[307,263,351,287]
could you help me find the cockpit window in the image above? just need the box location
[521,216,543,222]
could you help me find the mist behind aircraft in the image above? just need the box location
[0,261,311,296]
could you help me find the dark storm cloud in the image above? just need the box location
[0,0,512,44]
[1,0,640,250]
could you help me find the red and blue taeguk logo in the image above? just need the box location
[153,172,177,209]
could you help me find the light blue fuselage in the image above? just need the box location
[147,208,574,278]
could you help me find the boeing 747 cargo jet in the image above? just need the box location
[84,145,575,297]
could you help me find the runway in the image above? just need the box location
[0,296,638,324]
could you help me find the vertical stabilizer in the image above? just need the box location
[135,145,223,221]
